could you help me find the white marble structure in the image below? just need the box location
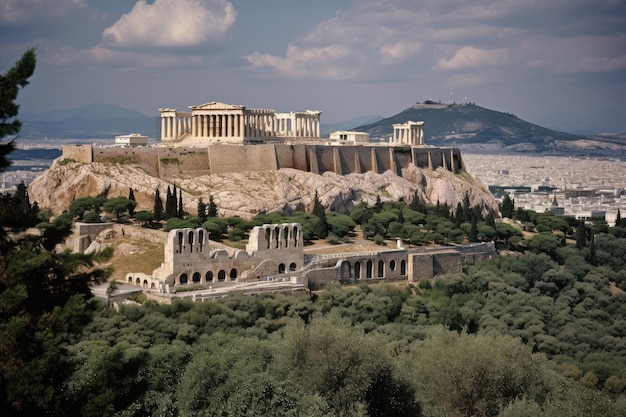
[115,133,148,147]
[159,102,321,143]
[392,121,425,145]
[329,131,369,144]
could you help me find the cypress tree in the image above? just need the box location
[469,211,478,242]
[617,208,622,228]
[153,188,163,221]
[576,220,586,249]
[172,183,178,218]
[208,195,218,217]
[197,198,207,223]
[178,189,184,218]
[312,191,329,239]
[165,186,175,219]
[128,188,136,216]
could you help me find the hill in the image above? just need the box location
[355,102,626,156]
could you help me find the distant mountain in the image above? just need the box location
[353,102,626,155]
[20,103,157,139]
[321,115,384,136]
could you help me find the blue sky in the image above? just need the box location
[2,0,625,131]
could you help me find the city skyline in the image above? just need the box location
[2,0,625,131]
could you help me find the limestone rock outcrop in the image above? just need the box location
[28,158,499,219]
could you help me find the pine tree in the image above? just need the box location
[208,195,218,218]
[153,188,163,221]
[0,48,112,415]
[128,188,136,216]
[197,198,207,223]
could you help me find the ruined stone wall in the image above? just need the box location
[62,145,93,163]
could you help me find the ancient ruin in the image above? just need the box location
[123,223,496,302]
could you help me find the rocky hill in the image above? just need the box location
[28,158,499,219]
[357,102,626,156]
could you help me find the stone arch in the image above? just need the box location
[229,269,237,280]
[265,228,271,249]
[289,262,297,272]
[283,226,289,248]
[390,260,396,271]
[188,230,194,252]
[198,229,205,252]
[366,260,373,278]
[150,282,156,289]
[192,272,201,283]
[128,276,133,283]
[279,263,286,273]
[206,271,214,282]
[218,270,226,281]
[136,277,141,285]
[177,231,184,253]
[400,260,406,275]
[273,226,279,248]
[355,261,361,279]
[340,261,351,280]
[378,260,384,278]
[143,279,148,288]
[179,273,188,285]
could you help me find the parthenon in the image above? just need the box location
[159,102,322,143]
[392,121,425,145]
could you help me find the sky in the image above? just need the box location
[1,0,625,131]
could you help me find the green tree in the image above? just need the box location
[102,196,136,222]
[0,49,115,416]
[207,195,218,217]
[500,194,515,218]
[196,198,207,223]
[153,188,163,221]
[576,220,587,249]
[178,189,184,218]
[128,188,136,216]
[312,191,329,239]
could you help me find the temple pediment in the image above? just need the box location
[190,101,245,111]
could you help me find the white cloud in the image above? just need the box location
[101,0,236,48]
[436,46,509,71]
[380,41,422,65]
[246,44,360,80]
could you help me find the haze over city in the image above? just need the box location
[2,0,626,132]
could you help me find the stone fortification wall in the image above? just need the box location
[63,145,93,163]
[64,143,464,178]
[208,144,277,173]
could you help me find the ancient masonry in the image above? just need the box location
[125,223,496,301]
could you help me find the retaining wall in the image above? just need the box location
[63,143,465,177]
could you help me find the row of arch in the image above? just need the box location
[340,258,406,280]
[176,268,238,285]
[261,224,301,250]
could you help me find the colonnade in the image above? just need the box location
[159,104,322,142]
[276,111,321,138]
[392,121,425,145]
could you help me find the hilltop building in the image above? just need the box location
[115,133,148,147]
[329,131,370,144]
[159,101,322,144]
